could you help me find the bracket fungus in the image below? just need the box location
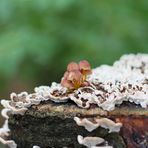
[91,146,113,148]
[1,100,27,115]
[74,117,100,132]
[0,137,17,148]
[77,135,105,148]
[77,135,113,148]
[75,116,122,147]
[32,146,40,148]
[0,54,147,117]
[0,54,148,148]
[95,118,122,133]
[35,83,69,103]
[74,117,122,133]
[0,120,17,148]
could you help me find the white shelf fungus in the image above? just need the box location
[77,135,105,148]
[32,146,41,148]
[91,146,113,148]
[77,135,113,148]
[0,53,148,147]
[74,117,100,132]
[74,117,122,133]
[75,117,121,147]
[0,120,17,148]
[1,54,147,118]
[95,118,122,133]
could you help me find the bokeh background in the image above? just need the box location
[0,0,148,146]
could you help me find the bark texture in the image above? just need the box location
[8,101,148,148]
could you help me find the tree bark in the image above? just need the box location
[8,101,148,148]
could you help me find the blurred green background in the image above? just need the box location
[0,0,148,144]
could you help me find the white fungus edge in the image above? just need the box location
[77,135,105,148]
[74,117,122,133]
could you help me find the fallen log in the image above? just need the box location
[8,101,148,148]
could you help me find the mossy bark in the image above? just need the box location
[8,101,148,148]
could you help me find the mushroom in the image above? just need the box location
[67,62,79,72]
[61,60,92,90]
[79,60,92,80]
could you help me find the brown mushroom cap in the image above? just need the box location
[67,71,83,82]
[61,78,74,90]
[79,60,92,75]
[67,62,79,72]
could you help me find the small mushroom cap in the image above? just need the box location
[61,78,74,89]
[61,60,92,90]
[67,62,79,72]
[67,70,83,82]
[63,71,69,79]
[79,60,92,74]
[81,81,89,87]
[61,71,83,90]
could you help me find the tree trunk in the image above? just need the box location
[8,101,148,148]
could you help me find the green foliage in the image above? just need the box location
[0,0,148,88]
